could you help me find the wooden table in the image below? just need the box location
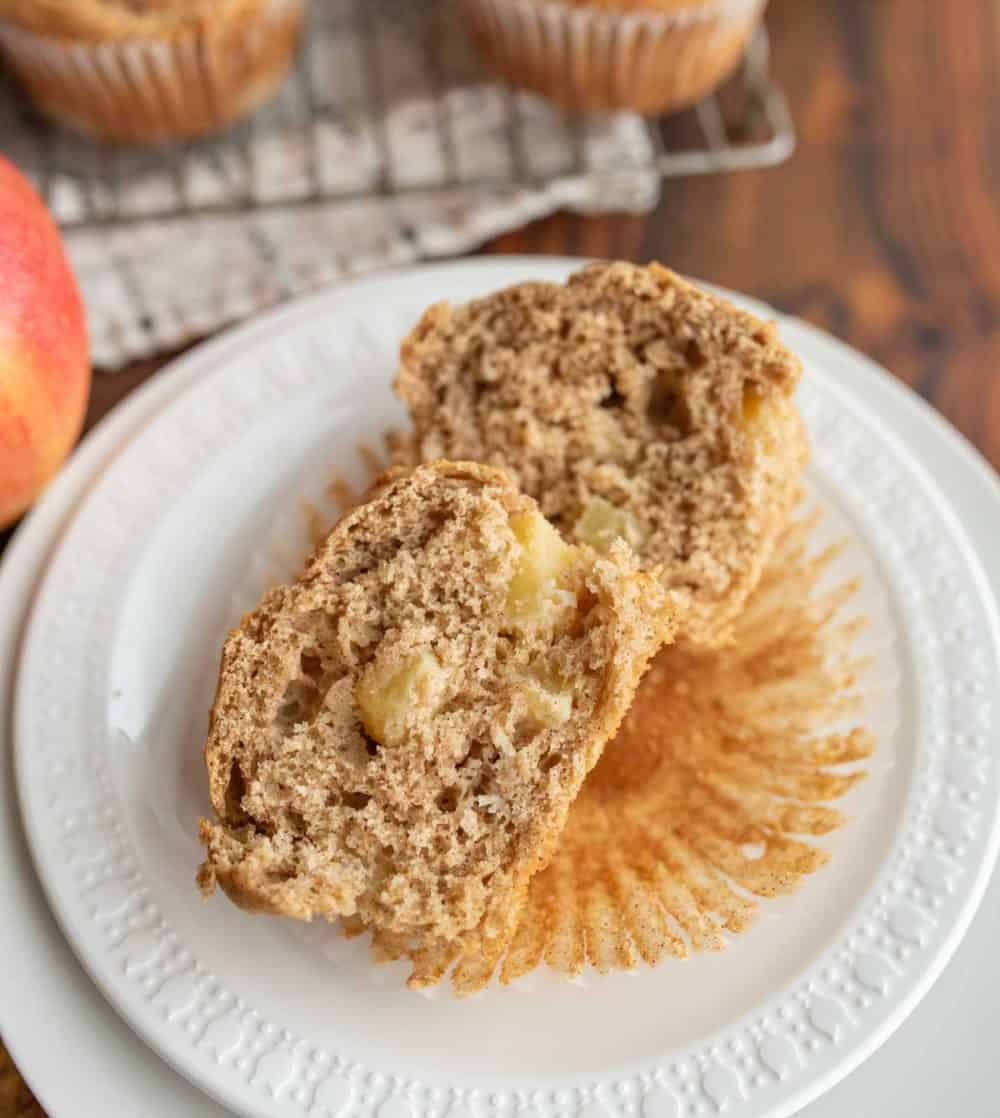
[3,0,998,1111]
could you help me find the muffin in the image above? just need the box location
[198,461,675,967]
[459,0,767,115]
[394,261,807,648]
[0,0,306,143]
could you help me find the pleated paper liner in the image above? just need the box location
[458,0,766,116]
[228,448,893,996]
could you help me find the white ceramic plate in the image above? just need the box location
[2,332,998,1118]
[13,260,1000,1118]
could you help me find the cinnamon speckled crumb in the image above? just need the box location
[367,511,875,994]
[199,461,676,957]
[394,261,808,646]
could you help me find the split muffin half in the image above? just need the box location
[199,461,675,961]
[394,262,808,646]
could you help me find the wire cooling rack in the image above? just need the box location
[0,1,793,232]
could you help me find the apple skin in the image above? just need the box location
[0,154,90,530]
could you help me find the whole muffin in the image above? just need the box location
[459,0,767,115]
[0,0,306,143]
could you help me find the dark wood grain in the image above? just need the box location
[0,1046,43,1118]
[2,0,998,1111]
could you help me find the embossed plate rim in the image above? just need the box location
[13,258,1000,1118]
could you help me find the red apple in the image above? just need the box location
[0,154,89,529]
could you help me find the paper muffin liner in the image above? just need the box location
[383,502,897,995]
[0,0,305,144]
[223,448,896,998]
[459,0,767,115]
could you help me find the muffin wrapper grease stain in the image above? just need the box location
[0,0,305,143]
[227,448,896,997]
[459,0,767,115]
